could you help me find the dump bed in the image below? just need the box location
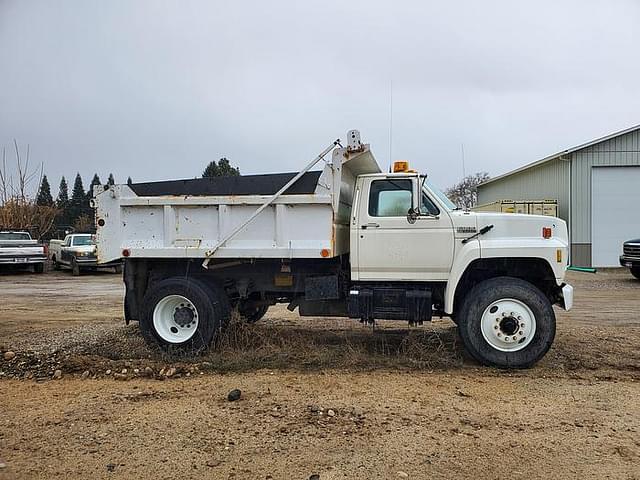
[94,135,380,264]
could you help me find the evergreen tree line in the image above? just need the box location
[35,156,240,236]
[36,173,132,235]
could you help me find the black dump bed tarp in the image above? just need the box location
[129,171,322,197]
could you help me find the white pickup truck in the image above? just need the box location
[50,233,122,275]
[0,231,47,272]
[94,130,573,368]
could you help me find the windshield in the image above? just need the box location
[72,235,95,246]
[423,178,456,211]
[0,232,31,240]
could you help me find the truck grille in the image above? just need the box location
[623,244,640,258]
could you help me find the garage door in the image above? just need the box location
[592,166,640,267]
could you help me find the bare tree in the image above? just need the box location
[0,140,57,237]
[445,172,490,210]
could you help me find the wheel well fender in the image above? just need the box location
[443,241,481,314]
[446,257,558,315]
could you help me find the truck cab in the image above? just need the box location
[350,166,570,313]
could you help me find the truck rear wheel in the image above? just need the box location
[140,277,230,353]
[457,277,556,369]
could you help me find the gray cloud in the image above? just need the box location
[1,0,639,194]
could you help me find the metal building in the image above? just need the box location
[477,125,640,267]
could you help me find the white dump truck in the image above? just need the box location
[94,131,573,368]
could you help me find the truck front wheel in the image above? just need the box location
[457,277,556,368]
[139,277,230,353]
[631,267,640,280]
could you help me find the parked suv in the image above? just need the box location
[620,239,640,279]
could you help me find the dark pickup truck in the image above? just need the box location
[619,239,640,279]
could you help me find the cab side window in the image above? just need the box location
[421,192,440,216]
[369,179,413,217]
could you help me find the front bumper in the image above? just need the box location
[619,255,640,268]
[75,257,99,267]
[75,257,121,268]
[558,283,573,311]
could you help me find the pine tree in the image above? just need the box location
[68,173,86,225]
[36,175,54,206]
[87,173,102,199]
[108,173,115,186]
[202,161,219,178]
[127,176,133,185]
[217,158,240,176]
[202,157,240,178]
[56,176,70,227]
[56,177,69,207]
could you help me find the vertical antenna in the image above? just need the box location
[461,143,466,179]
[389,79,393,172]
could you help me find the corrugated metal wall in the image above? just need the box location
[570,128,640,265]
[477,158,570,222]
[477,127,640,266]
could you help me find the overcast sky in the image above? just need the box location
[1,0,639,195]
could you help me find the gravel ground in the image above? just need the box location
[1,268,639,479]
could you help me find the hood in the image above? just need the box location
[450,211,569,244]
[624,238,640,245]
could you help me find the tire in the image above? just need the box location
[139,277,231,354]
[71,258,81,276]
[457,277,556,369]
[33,263,45,273]
[240,305,269,324]
[631,267,640,280]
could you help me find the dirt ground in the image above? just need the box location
[1,269,639,479]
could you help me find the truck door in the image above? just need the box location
[355,177,454,281]
[61,236,72,264]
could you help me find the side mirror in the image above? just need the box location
[407,207,418,224]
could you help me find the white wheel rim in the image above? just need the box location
[480,298,536,352]
[153,295,199,343]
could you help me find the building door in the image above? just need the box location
[592,166,640,267]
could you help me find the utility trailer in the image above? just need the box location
[95,130,574,368]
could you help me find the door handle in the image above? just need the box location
[361,223,380,229]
